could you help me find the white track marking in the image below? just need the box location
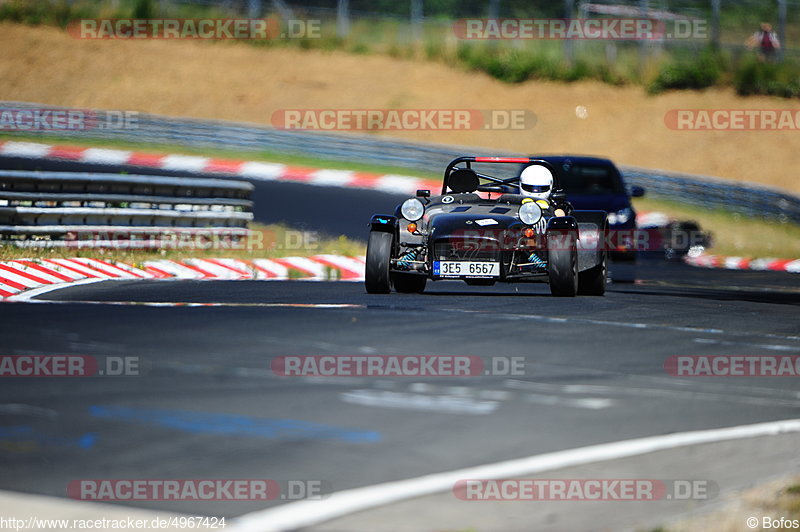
[477,390,511,401]
[229,418,800,532]
[446,307,800,344]
[6,278,108,301]
[693,337,799,352]
[523,393,614,410]
[340,390,499,415]
[504,378,800,408]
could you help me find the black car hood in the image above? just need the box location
[428,212,523,240]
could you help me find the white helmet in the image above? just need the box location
[519,164,554,201]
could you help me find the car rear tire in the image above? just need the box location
[578,252,607,296]
[548,233,578,297]
[365,231,392,294]
[392,273,427,293]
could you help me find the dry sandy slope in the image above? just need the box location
[2,22,799,193]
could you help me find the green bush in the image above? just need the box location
[456,45,564,83]
[647,49,724,94]
[349,42,371,55]
[0,0,76,27]
[132,0,154,20]
[734,59,800,98]
[423,39,445,61]
[455,44,628,85]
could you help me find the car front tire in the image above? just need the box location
[365,231,393,294]
[548,233,578,297]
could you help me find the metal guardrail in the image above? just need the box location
[3,102,799,224]
[618,166,800,224]
[0,169,254,246]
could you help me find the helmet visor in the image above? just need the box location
[520,183,551,193]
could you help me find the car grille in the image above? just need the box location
[433,239,502,261]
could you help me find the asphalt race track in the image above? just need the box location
[1,259,799,525]
[2,154,800,530]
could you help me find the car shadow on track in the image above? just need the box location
[611,286,800,307]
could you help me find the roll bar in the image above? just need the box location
[442,156,562,195]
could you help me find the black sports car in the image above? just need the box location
[365,156,609,297]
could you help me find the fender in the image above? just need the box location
[572,211,609,272]
[546,215,578,233]
[370,214,398,233]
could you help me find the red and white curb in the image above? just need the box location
[684,254,800,274]
[0,140,440,196]
[0,256,366,301]
[636,211,670,229]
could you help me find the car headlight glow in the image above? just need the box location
[401,198,425,221]
[608,207,632,225]
[519,201,543,225]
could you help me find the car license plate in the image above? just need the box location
[433,261,500,277]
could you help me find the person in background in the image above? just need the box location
[746,22,781,62]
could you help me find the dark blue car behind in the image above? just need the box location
[520,156,645,261]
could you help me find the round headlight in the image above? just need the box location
[401,198,424,221]
[519,201,543,225]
